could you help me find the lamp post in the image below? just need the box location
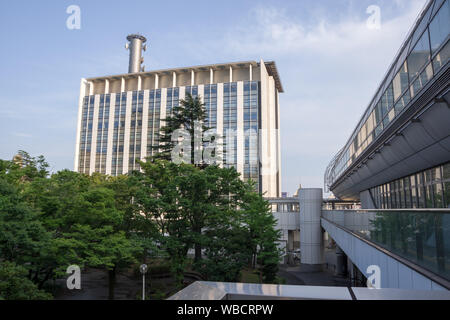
[140,264,148,300]
[256,245,262,283]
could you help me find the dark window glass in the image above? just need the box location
[429,0,450,54]
[404,177,412,208]
[433,39,450,73]
[411,174,418,208]
[393,62,409,101]
[408,30,431,80]
[417,173,426,208]
[410,3,433,47]
[398,179,405,208]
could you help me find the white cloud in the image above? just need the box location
[223,1,426,57]
[206,0,427,194]
[12,132,32,138]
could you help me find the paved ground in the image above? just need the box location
[54,268,182,300]
[54,269,142,300]
[278,264,352,287]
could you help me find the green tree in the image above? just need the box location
[153,93,210,165]
[0,167,58,290]
[133,159,192,288]
[24,168,140,298]
[69,181,140,300]
[1,153,143,298]
[0,261,52,300]
[241,187,282,283]
[23,170,91,287]
[1,150,49,186]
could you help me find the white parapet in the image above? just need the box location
[299,188,323,265]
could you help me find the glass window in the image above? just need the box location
[375,102,383,124]
[424,169,435,208]
[398,179,405,208]
[434,181,444,208]
[411,174,418,208]
[443,163,450,207]
[443,163,450,180]
[381,84,394,118]
[432,0,446,18]
[429,0,450,54]
[393,62,409,101]
[408,30,431,81]
[432,39,450,73]
[417,173,426,208]
[410,3,434,47]
[404,177,412,208]
[394,89,411,115]
[420,62,434,86]
[411,63,434,97]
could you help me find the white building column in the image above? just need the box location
[236,81,244,176]
[179,86,186,101]
[120,77,125,92]
[216,83,224,167]
[268,77,277,196]
[74,79,87,171]
[105,79,110,94]
[141,90,150,161]
[137,76,142,91]
[160,87,168,129]
[299,188,324,265]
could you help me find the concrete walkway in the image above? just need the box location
[278,264,352,287]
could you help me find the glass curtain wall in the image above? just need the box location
[371,162,450,209]
[326,0,450,187]
[243,81,259,189]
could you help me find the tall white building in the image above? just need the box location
[75,34,283,197]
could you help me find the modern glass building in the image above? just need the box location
[325,0,450,209]
[75,37,283,197]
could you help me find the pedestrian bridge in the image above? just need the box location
[268,190,450,291]
[322,209,450,291]
[169,281,450,300]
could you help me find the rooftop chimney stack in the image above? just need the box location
[125,34,147,73]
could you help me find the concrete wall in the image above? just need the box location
[360,190,376,209]
[299,189,323,264]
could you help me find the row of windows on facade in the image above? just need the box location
[79,82,260,174]
[328,0,450,185]
[370,162,450,209]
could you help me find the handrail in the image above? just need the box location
[323,209,450,213]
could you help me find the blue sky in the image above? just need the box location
[0,0,427,195]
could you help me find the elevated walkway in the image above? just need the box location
[169,281,450,300]
[321,209,450,290]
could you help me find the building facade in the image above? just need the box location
[325,0,450,209]
[74,37,282,196]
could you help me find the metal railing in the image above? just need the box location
[168,281,450,300]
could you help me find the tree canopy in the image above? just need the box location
[0,98,281,299]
